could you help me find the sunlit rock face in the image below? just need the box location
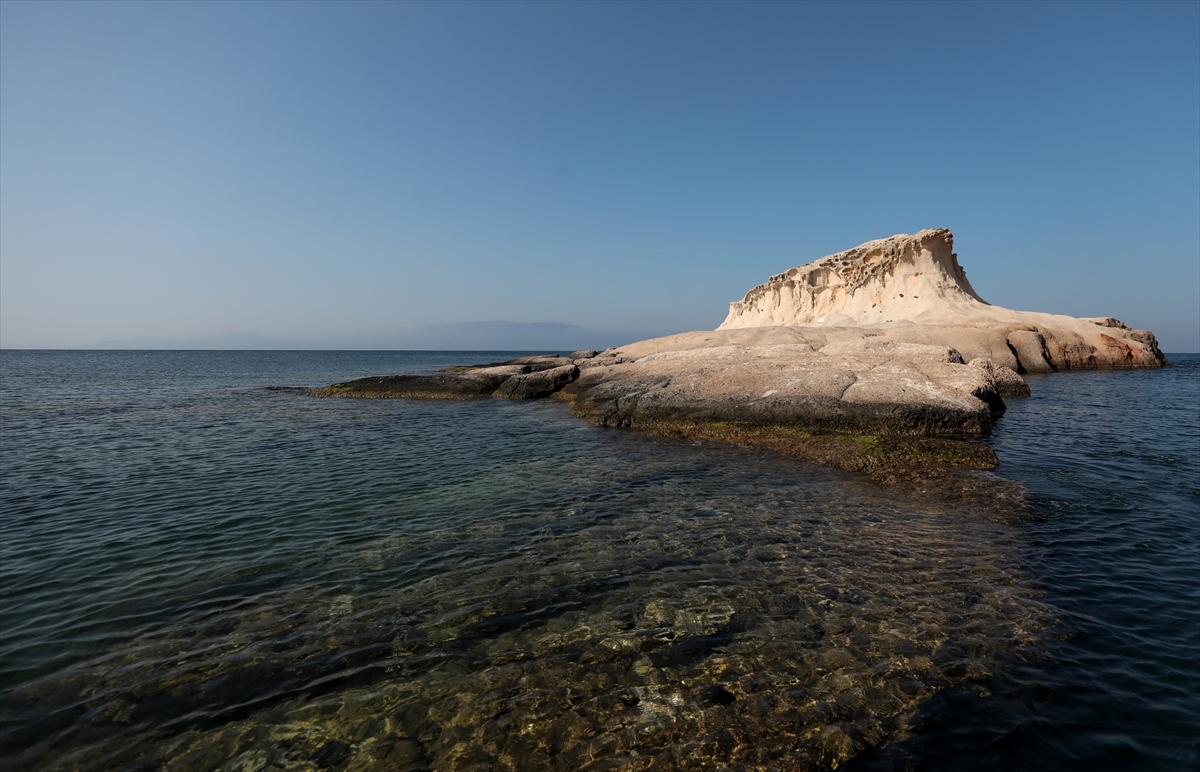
[721,229,987,328]
[313,229,1169,481]
[719,228,1167,372]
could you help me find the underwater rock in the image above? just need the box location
[0,478,1057,771]
[311,370,514,399]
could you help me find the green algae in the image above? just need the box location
[647,421,998,479]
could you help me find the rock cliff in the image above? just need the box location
[720,229,1167,372]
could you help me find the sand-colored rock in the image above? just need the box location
[316,228,1166,481]
[720,228,1167,372]
[561,328,1003,436]
[968,357,1030,398]
[551,229,1166,471]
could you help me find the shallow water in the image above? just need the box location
[0,351,1196,771]
[875,357,1200,772]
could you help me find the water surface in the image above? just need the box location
[1,351,1195,770]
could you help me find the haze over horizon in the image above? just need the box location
[2,2,1198,351]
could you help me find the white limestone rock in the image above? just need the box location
[720,228,1167,371]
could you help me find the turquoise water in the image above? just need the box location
[0,350,1196,771]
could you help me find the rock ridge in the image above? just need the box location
[723,228,988,328]
[720,229,1167,371]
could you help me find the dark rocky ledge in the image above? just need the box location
[310,356,580,401]
[311,348,1013,499]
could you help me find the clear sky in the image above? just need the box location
[2,1,1197,350]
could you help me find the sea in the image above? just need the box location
[0,350,1196,772]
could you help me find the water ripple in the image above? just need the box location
[1,351,1196,771]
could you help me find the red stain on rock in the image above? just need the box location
[1100,333,1135,363]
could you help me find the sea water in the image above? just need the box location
[0,350,1196,771]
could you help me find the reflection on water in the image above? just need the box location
[1,427,1053,771]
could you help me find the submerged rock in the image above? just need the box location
[0,462,1057,771]
[311,368,516,399]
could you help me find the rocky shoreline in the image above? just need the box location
[312,229,1168,488]
[311,345,1007,487]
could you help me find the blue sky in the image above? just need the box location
[2,1,1197,350]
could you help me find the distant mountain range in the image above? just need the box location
[82,321,657,351]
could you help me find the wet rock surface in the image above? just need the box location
[496,364,581,400]
[312,357,581,401]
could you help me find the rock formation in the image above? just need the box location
[720,228,1166,372]
[315,229,1168,481]
[311,356,579,400]
[564,329,1004,436]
